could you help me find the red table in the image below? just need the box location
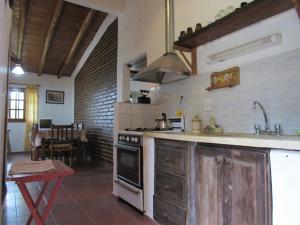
[6,160,74,225]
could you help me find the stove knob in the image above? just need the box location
[131,137,135,143]
[134,137,139,143]
[126,136,130,142]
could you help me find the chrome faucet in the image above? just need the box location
[253,101,270,132]
[252,101,281,135]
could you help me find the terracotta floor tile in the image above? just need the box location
[4,199,16,208]
[3,209,17,220]
[5,193,15,201]
[16,206,31,218]
[2,217,18,225]
[15,198,27,207]
[4,152,157,225]
[16,215,54,225]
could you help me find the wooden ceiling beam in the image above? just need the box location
[38,0,64,76]
[17,0,28,60]
[292,0,300,19]
[57,9,96,78]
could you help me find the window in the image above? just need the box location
[8,88,26,122]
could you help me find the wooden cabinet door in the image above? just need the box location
[223,148,270,225]
[195,145,224,225]
[155,139,188,176]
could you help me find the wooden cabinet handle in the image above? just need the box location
[164,185,170,191]
[164,156,170,163]
[224,197,229,204]
[215,156,223,165]
[163,210,168,218]
[224,158,230,166]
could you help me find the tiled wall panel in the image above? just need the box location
[157,49,300,135]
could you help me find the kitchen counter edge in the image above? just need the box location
[143,131,300,151]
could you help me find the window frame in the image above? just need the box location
[8,88,26,123]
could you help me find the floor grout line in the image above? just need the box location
[60,184,97,225]
[36,182,59,225]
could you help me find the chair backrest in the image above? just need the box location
[31,124,38,136]
[73,122,84,130]
[50,124,74,145]
[31,124,39,143]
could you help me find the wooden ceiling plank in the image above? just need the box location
[38,0,64,76]
[17,0,28,59]
[292,0,300,19]
[57,9,96,78]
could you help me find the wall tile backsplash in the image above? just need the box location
[156,49,300,135]
[115,103,160,130]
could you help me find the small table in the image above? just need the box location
[6,161,74,225]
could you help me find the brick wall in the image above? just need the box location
[74,19,118,163]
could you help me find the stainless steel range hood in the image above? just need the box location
[131,0,191,84]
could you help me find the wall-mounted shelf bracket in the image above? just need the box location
[177,48,198,75]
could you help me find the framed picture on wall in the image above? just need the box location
[46,90,64,104]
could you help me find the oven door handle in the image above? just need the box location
[114,144,140,152]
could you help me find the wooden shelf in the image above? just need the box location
[174,0,296,52]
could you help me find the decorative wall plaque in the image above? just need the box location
[206,67,240,91]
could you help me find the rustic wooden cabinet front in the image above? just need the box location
[195,144,271,225]
[154,139,190,225]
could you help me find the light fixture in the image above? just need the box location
[12,64,25,75]
[10,54,25,75]
[208,33,282,64]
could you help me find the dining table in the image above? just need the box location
[31,129,88,161]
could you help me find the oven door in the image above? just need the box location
[116,144,143,189]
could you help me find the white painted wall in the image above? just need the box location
[117,0,165,102]
[117,0,253,102]
[8,72,74,152]
[0,0,11,218]
[7,123,25,152]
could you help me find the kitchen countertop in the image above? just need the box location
[143,131,300,151]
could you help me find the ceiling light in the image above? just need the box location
[12,64,25,75]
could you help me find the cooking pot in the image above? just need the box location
[137,90,151,104]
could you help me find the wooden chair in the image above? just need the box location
[73,122,84,130]
[73,122,87,165]
[31,124,51,161]
[49,124,75,166]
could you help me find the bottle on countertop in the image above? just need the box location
[192,115,202,132]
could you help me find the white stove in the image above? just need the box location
[114,118,185,212]
[115,131,144,212]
